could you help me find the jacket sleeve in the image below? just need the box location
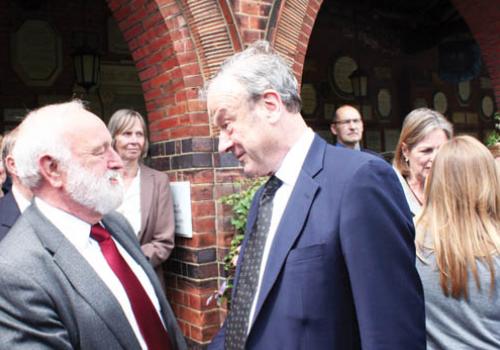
[339,158,426,350]
[141,172,175,267]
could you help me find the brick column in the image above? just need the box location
[452,0,500,105]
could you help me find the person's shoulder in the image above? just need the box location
[0,190,16,209]
[361,147,385,159]
[0,211,40,258]
[141,164,169,181]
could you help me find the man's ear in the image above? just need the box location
[39,155,64,188]
[260,89,282,123]
[330,123,338,136]
[4,155,16,176]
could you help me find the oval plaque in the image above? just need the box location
[11,20,62,86]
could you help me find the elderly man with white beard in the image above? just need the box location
[0,100,186,350]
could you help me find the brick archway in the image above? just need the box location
[451,0,500,105]
[266,0,323,83]
[105,0,243,346]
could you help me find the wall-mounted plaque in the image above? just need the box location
[365,130,382,152]
[466,112,478,125]
[413,98,428,109]
[361,104,373,121]
[170,181,193,238]
[377,89,392,119]
[452,112,466,124]
[301,83,317,117]
[329,56,357,98]
[457,80,471,105]
[433,92,448,114]
[11,20,62,86]
[480,95,494,119]
[324,103,335,120]
[384,129,401,152]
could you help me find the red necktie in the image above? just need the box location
[91,224,172,350]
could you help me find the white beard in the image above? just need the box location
[66,162,124,215]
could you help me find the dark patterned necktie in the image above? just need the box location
[225,176,283,350]
[90,224,172,350]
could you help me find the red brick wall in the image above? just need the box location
[452,0,500,106]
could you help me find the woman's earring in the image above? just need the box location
[404,157,409,165]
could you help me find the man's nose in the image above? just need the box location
[108,148,124,170]
[218,132,233,153]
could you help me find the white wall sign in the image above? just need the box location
[170,181,193,238]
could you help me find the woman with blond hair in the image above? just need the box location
[393,108,453,216]
[108,109,175,291]
[416,135,500,349]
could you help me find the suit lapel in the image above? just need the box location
[0,191,21,228]
[250,135,325,329]
[24,205,142,349]
[139,164,153,241]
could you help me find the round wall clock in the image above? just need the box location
[433,92,448,114]
[328,56,357,98]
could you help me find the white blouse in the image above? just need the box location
[116,169,142,236]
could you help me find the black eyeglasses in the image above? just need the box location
[332,118,362,126]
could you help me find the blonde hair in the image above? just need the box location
[416,136,500,299]
[393,108,453,177]
[108,109,149,158]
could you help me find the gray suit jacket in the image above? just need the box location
[0,203,187,350]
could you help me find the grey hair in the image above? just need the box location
[207,40,302,113]
[1,128,20,176]
[12,101,85,189]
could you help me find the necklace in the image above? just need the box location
[405,178,424,206]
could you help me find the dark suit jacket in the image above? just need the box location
[211,135,425,349]
[139,164,175,290]
[0,191,21,241]
[0,203,187,350]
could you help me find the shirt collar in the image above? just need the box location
[35,197,92,250]
[12,185,31,213]
[275,128,315,186]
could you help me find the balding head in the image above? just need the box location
[330,105,364,149]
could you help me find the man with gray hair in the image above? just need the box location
[0,128,33,240]
[207,41,425,349]
[0,100,186,350]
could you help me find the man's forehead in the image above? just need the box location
[338,107,361,120]
[208,81,247,115]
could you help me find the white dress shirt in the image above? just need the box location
[12,185,31,213]
[116,168,142,236]
[35,197,163,350]
[248,128,315,331]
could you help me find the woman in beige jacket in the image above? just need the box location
[108,109,175,290]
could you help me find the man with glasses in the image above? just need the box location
[330,105,379,156]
